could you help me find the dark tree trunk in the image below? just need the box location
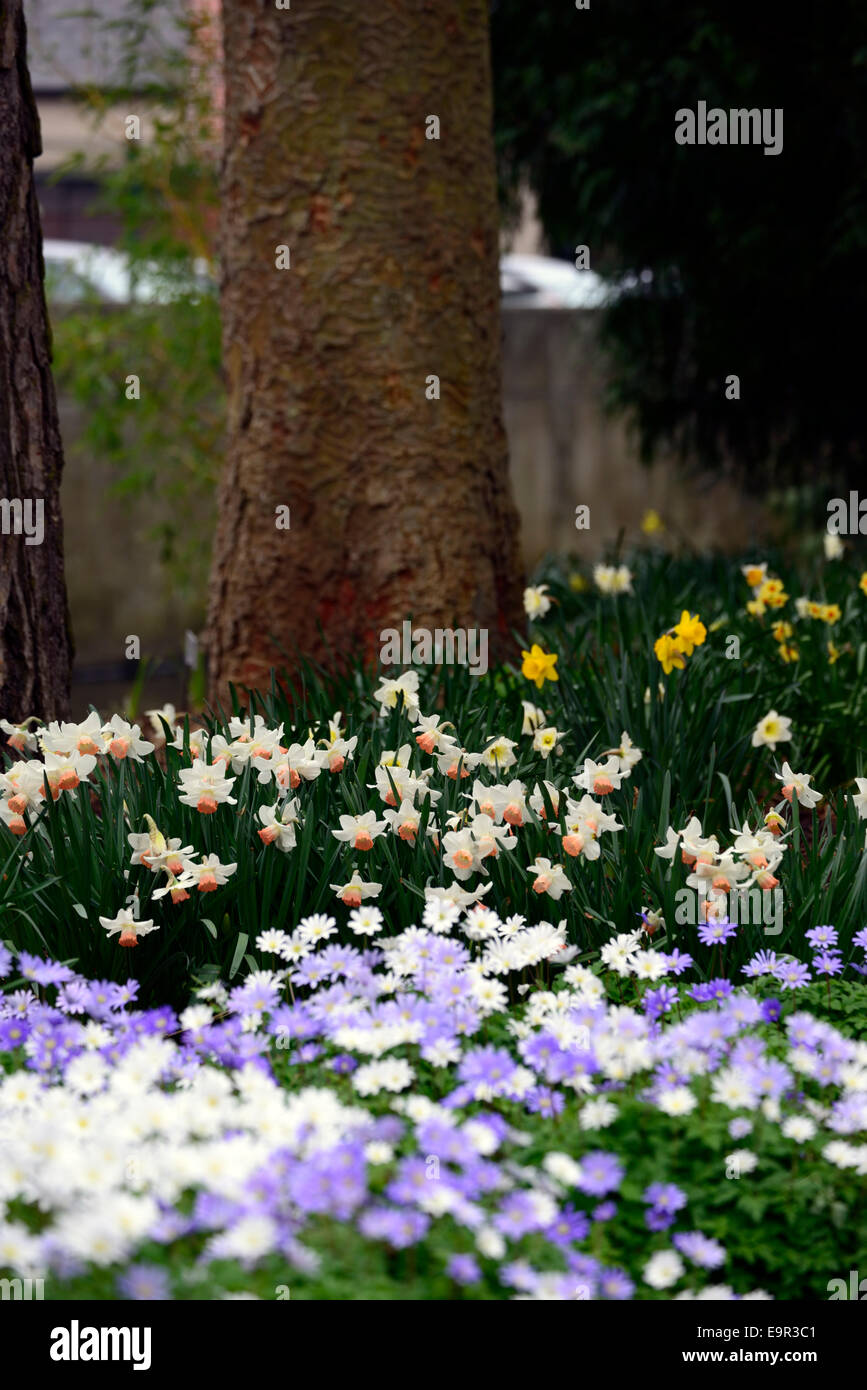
[207,0,523,701]
[0,0,73,721]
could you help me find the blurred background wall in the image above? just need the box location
[24,0,762,717]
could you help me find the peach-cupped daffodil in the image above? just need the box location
[465,777,527,827]
[382,798,425,844]
[525,856,572,900]
[332,810,387,852]
[99,907,158,949]
[177,761,237,814]
[775,763,823,809]
[0,716,41,753]
[190,854,238,893]
[0,759,46,814]
[527,856,572,899]
[128,815,193,875]
[99,715,154,762]
[258,798,301,851]
[39,711,106,758]
[412,713,455,755]
[573,757,623,797]
[330,876,382,908]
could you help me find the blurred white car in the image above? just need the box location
[43,240,618,311]
[499,253,613,309]
[43,239,213,305]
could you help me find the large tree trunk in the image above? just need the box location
[0,0,72,721]
[207,0,523,700]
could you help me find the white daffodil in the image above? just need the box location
[533,726,563,758]
[751,710,792,750]
[523,584,553,619]
[594,563,633,595]
[521,701,546,735]
[373,671,420,718]
[851,777,867,820]
[824,533,844,561]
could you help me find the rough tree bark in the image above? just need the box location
[207,0,524,700]
[0,0,73,721]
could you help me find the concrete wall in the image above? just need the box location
[501,307,763,567]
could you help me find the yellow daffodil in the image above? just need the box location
[819,603,841,625]
[673,610,707,657]
[859,573,867,597]
[806,600,825,620]
[771,621,793,643]
[757,578,788,609]
[746,598,767,617]
[742,563,768,589]
[641,509,664,535]
[828,641,841,665]
[569,573,588,592]
[654,634,686,675]
[778,642,799,663]
[521,643,559,690]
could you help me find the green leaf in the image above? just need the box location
[229,932,249,979]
